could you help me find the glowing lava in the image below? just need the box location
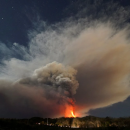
[71,111,76,118]
[65,105,76,117]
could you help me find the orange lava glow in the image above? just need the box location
[71,111,76,117]
[65,105,76,118]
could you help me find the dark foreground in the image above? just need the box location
[0,116,130,130]
[0,125,130,130]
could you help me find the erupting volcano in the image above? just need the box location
[65,105,76,118]
[71,111,76,118]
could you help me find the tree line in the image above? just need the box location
[0,116,130,129]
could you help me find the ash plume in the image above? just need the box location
[18,61,78,105]
[0,62,78,118]
[0,0,130,118]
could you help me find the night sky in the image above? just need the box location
[0,0,130,118]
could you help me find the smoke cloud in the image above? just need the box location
[0,62,78,118]
[0,0,130,118]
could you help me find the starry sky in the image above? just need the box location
[0,0,70,46]
[0,0,130,118]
